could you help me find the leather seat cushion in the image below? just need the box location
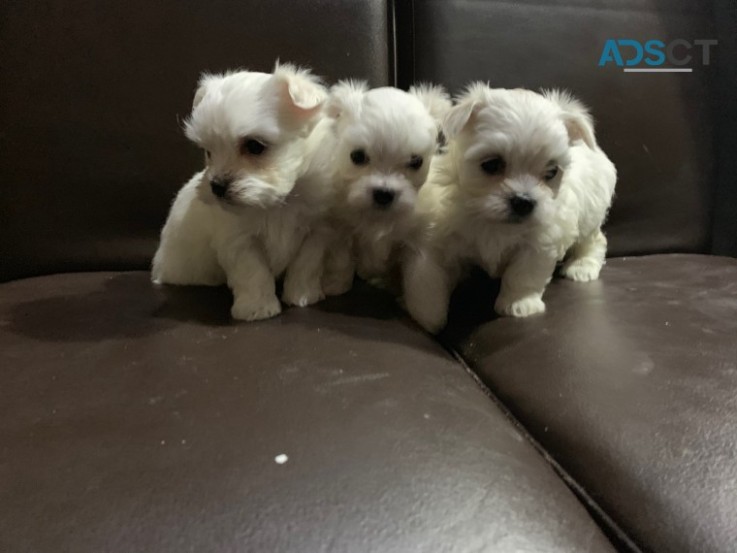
[0,272,614,552]
[444,254,737,553]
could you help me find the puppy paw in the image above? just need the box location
[282,284,325,308]
[561,258,602,282]
[322,274,353,297]
[231,294,282,321]
[414,314,447,334]
[404,300,447,334]
[495,294,546,318]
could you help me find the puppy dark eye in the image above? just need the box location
[408,155,423,170]
[480,157,505,176]
[205,150,211,159]
[350,149,369,166]
[544,166,559,181]
[242,138,267,156]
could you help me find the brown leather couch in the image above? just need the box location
[2,1,735,552]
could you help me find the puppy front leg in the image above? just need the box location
[403,250,451,334]
[561,229,607,282]
[495,248,557,318]
[282,230,329,307]
[218,238,281,321]
[322,233,355,296]
[356,239,391,282]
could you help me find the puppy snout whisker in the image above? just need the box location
[372,188,396,208]
[509,195,536,217]
[210,178,232,198]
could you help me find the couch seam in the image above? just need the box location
[444,345,644,553]
[387,0,397,86]
[390,0,415,89]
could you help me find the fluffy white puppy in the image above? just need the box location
[151,63,328,321]
[298,82,451,295]
[404,84,617,332]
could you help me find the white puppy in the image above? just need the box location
[151,63,328,321]
[298,82,450,295]
[404,84,617,332]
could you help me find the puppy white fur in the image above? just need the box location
[151,63,328,321]
[404,84,617,332]
[297,82,451,295]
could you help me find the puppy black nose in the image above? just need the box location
[210,179,230,198]
[509,195,536,217]
[372,188,395,207]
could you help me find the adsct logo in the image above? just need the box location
[599,39,717,72]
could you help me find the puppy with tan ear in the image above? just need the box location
[404,84,617,333]
[152,62,328,321]
[291,81,451,298]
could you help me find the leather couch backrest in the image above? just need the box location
[404,0,726,257]
[0,0,392,282]
[2,1,733,282]
[711,1,737,257]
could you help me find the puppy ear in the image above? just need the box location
[442,98,479,139]
[325,80,368,119]
[185,73,224,143]
[192,73,220,111]
[562,111,597,149]
[192,84,208,110]
[409,83,452,125]
[271,62,327,123]
[543,89,597,149]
